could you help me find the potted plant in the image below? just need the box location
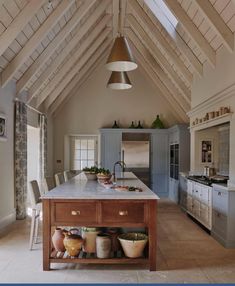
[96,168,112,182]
[83,166,99,180]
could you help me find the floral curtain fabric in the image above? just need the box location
[15,101,27,220]
[39,114,47,184]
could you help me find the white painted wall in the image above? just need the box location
[53,66,182,172]
[0,82,16,228]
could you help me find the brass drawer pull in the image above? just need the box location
[119,210,128,216]
[71,210,81,216]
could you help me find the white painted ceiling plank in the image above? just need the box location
[129,0,193,84]
[127,28,190,113]
[36,29,111,108]
[43,36,112,109]
[164,0,216,67]
[1,0,74,87]
[27,12,111,103]
[195,0,234,52]
[16,0,98,95]
[0,0,45,57]
[126,15,191,102]
[142,0,203,76]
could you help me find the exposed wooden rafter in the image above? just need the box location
[0,0,45,58]
[17,0,97,95]
[0,0,74,87]
[38,31,112,108]
[128,0,193,85]
[195,0,234,52]
[164,0,216,68]
[126,14,191,103]
[26,4,111,103]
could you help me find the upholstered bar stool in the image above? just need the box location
[54,172,65,186]
[43,176,55,193]
[29,180,42,250]
[64,170,74,182]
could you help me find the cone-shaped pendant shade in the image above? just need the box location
[106,36,137,71]
[107,71,132,90]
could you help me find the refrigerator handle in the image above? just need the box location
[122,150,125,172]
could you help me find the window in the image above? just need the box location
[70,136,98,170]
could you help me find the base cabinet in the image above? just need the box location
[169,178,179,203]
[211,184,235,248]
[186,180,212,230]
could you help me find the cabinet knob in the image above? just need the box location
[71,210,81,216]
[119,210,128,216]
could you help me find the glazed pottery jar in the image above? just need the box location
[52,228,66,252]
[63,231,83,256]
[96,233,111,258]
[81,227,100,253]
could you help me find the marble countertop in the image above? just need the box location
[42,172,159,200]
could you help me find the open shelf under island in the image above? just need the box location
[41,172,159,271]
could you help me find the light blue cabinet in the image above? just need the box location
[212,184,235,248]
[100,130,122,172]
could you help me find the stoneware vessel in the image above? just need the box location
[52,228,66,252]
[63,231,83,256]
[118,233,148,258]
[82,227,100,253]
[96,233,111,258]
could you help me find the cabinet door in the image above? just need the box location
[100,132,122,171]
[151,174,168,197]
[187,195,193,213]
[192,198,200,218]
[200,202,211,229]
[187,180,193,196]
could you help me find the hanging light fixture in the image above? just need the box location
[107,71,132,90]
[106,1,137,72]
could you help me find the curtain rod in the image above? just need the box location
[14,98,44,115]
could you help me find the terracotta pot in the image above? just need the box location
[96,233,111,258]
[63,231,84,256]
[118,233,148,258]
[52,228,66,252]
[82,227,100,253]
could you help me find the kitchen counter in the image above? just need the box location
[42,172,158,271]
[42,172,159,200]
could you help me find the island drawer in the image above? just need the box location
[101,201,145,223]
[52,202,98,224]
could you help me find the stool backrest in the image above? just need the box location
[43,177,55,193]
[64,170,73,182]
[55,172,65,187]
[29,180,41,208]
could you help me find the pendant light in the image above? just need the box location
[107,71,132,90]
[106,1,137,72]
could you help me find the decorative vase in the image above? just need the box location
[96,233,111,258]
[151,115,164,129]
[129,121,135,128]
[81,227,100,253]
[136,121,143,129]
[63,231,84,257]
[52,228,66,252]
[112,120,119,128]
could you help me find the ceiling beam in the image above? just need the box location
[127,27,190,112]
[38,32,112,108]
[0,0,45,57]
[0,0,74,87]
[140,0,203,76]
[126,14,191,103]
[44,37,111,110]
[49,50,109,116]
[164,0,216,68]
[128,0,193,85]
[17,0,97,95]
[195,0,234,52]
[134,48,188,123]
[26,9,111,104]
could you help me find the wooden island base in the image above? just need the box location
[42,199,157,271]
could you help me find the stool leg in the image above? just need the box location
[34,210,40,244]
[29,209,36,250]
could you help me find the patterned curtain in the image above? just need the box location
[15,101,27,220]
[39,114,47,184]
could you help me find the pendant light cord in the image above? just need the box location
[118,0,121,37]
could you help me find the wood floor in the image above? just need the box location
[0,199,235,283]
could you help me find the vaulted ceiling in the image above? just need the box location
[0,0,235,122]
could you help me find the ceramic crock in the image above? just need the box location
[63,231,83,256]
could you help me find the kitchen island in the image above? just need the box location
[42,172,159,271]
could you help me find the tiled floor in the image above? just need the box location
[1,199,235,283]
